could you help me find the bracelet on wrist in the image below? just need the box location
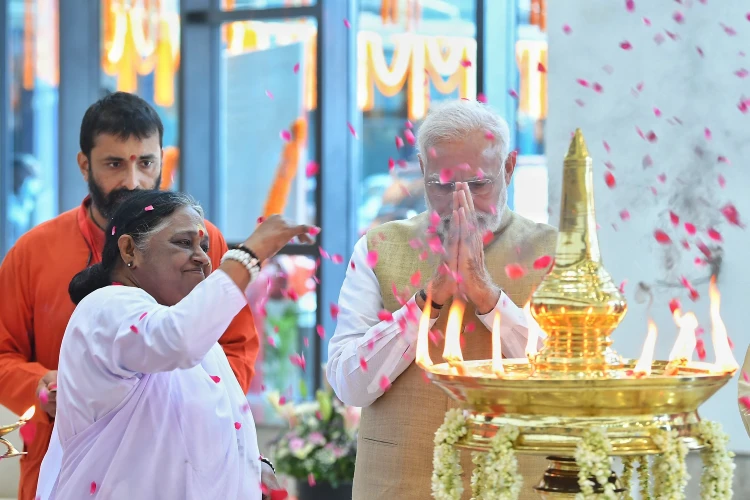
[419,289,443,310]
[221,249,260,282]
[259,455,276,473]
[236,244,260,262]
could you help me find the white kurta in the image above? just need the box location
[36,270,261,500]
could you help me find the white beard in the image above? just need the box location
[426,188,508,240]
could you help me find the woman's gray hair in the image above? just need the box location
[135,193,203,253]
[416,100,511,164]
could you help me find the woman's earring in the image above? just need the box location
[127,262,133,268]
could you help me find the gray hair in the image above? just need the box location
[416,100,511,164]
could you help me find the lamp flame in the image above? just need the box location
[21,406,35,422]
[668,309,698,362]
[491,311,504,377]
[709,277,738,372]
[443,300,465,371]
[523,302,541,360]
[634,319,658,376]
[416,296,433,369]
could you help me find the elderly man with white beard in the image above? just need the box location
[327,99,557,499]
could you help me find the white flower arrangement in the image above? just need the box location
[652,429,689,500]
[471,452,487,500]
[574,428,618,500]
[637,457,651,500]
[474,425,523,500]
[695,420,735,499]
[432,408,468,500]
[620,457,635,500]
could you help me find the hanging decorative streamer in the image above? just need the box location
[263,118,308,218]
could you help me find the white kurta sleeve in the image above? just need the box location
[740,346,750,436]
[95,270,247,376]
[326,236,437,408]
[474,293,545,359]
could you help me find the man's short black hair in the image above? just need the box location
[79,91,164,158]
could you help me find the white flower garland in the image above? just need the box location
[475,426,523,500]
[620,457,635,500]
[695,420,735,499]
[574,428,617,500]
[637,457,651,500]
[652,429,689,500]
[471,452,486,500]
[432,408,468,500]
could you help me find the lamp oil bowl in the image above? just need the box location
[419,130,737,499]
[0,406,34,459]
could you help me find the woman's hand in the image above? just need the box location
[244,215,318,262]
[260,461,287,500]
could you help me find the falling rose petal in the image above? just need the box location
[418,250,429,261]
[741,396,750,411]
[625,0,635,12]
[721,23,737,36]
[603,141,611,153]
[604,161,615,170]
[635,126,645,139]
[408,238,423,249]
[394,136,404,149]
[129,325,139,334]
[619,209,631,221]
[387,157,396,172]
[144,205,154,212]
[210,375,221,383]
[377,310,394,322]
[602,64,614,74]
[111,226,116,236]
[379,375,391,391]
[278,396,286,405]
[90,481,97,495]
[707,228,722,241]
[330,303,340,320]
[308,226,322,236]
[533,255,553,270]
[267,336,277,348]
[654,230,672,244]
[592,82,603,93]
[562,24,572,34]
[696,339,706,361]
[681,239,690,250]
[343,18,351,28]
[720,203,744,227]
[316,325,325,339]
[234,421,242,430]
[410,270,421,287]
[347,122,358,138]
[643,17,651,26]
[576,78,590,87]
[482,230,494,245]
[505,264,526,280]
[366,251,379,268]
[669,298,681,314]
[620,41,633,50]
[718,174,726,188]
[669,211,680,226]
[653,107,662,117]
[646,131,657,143]
[331,254,344,265]
[657,173,667,183]
[303,337,309,348]
[289,353,306,371]
[733,69,747,79]
[257,216,265,225]
[604,172,616,188]
[649,186,658,196]
[475,92,488,104]
[642,155,653,168]
[404,129,416,146]
[484,130,495,140]
[704,127,712,140]
[618,280,627,294]
[696,46,704,57]
[537,62,547,73]
[439,168,454,184]
[508,89,519,99]
[665,30,679,41]
[293,62,300,73]
[139,312,148,321]
[19,422,36,444]
[305,161,319,177]
[743,371,750,383]
[574,99,585,107]
[684,222,697,235]
[673,11,684,23]
[359,357,368,371]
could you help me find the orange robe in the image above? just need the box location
[0,197,259,500]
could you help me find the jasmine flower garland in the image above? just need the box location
[620,457,635,500]
[477,425,523,500]
[574,428,617,500]
[471,452,486,500]
[695,421,735,499]
[637,457,651,500]
[652,429,689,500]
[432,408,468,500]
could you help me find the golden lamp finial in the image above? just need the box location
[530,129,627,377]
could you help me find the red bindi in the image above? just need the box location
[130,154,137,162]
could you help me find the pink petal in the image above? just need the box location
[602,64,615,74]
[704,127,712,140]
[743,371,750,383]
[330,303,340,320]
[718,174,726,188]
[331,254,343,264]
[439,168,454,184]
[293,63,300,73]
[576,78,589,87]
[39,388,49,405]
[111,226,116,235]
[707,228,723,241]
[359,357,368,371]
[289,353,306,371]
[395,136,404,149]
[653,107,662,117]
[234,421,242,430]
[604,172,616,188]
[144,205,154,212]
[669,211,680,226]
[404,129,416,146]
[129,325,139,334]
[620,41,633,50]
[697,46,704,57]
[605,161,615,170]
[721,23,737,36]
[625,0,635,12]
[603,141,611,153]
[657,173,667,183]
[257,216,265,224]
[669,298,681,314]
[635,126,645,139]
[308,226,321,236]
[684,222,697,235]
[741,396,750,410]
[735,68,749,78]
[619,209,631,221]
[305,160,319,177]
[377,310,394,322]
[646,131,657,143]
[460,59,472,68]
[643,17,651,26]
[562,24,572,34]
[316,325,325,339]
[533,255,553,270]
[347,122,358,138]
[592,82,603,93]
[410,270,421,287]
[642,155,653,168]
[408,238,423,249]
[720,203,744,227]
[343,18,351,29]
[654,230,672,244]
[418,250,429,261]
[696,339,707,361]
[508,89,519,99]
[379,375,392,391]
[505,264,526,280]
[210,375,221,383]
[264,89,274,99]
[267,336,277,348]
[482,230,494,245]
[654,33,665,45]
[537,62,546,73]
[619,280,628,294]
[90,481,97,495]
[366,250,379,268]
[278,396,286,405]
[303,337,309,348]
[673,11,684,23]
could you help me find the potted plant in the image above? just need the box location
[268,389,359,500]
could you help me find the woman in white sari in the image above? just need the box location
[37,190,314,499]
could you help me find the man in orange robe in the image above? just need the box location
[0,92,259,500]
